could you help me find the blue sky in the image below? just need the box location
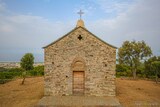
[0,0,160,62]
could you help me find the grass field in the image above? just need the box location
[0,77,160,107]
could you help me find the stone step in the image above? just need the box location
[35,96,122,107]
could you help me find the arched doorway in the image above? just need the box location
[72,59,85,95]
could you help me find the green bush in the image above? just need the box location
[0,66,44,84]
[0,71,22,84]
[116,64,132,77]
[0,67,8,72]
[148,76,156,79]
[8,68,24,72]
[33,65,44,75]
[0,71,22,79]
[27,65,44,76]
[28,70,37,76]
[0,68,24,84]
[0,66,44,79]
[116,71,129,77]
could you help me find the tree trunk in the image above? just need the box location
[21,77,25,85]
[155,70,158,84]
[133,69,137,79]
[156,76,158,84]
[21,71,26,85]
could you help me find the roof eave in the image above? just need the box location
[42,27,78,49]
[80,27,117,49]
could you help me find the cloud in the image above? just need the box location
[92,0,134,14]
[87,0,160,56]
[74,1,97,17]
[0,15,73,48]
[0,1,5,9]
[0,2,74,61]
[0,0,160,62]
[0,0,7,14]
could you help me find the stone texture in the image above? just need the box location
[43,24,116,96]
[36,96,121,107]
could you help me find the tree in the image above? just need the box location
[144,56,158,77]
[145,56,160,82]
[151,61,160,83]
[118,40,152,79]
[20,53,34,84]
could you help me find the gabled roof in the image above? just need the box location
[43,26,117,49]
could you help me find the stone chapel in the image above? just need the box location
[43,18,117,96]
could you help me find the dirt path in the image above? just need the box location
[0,77,160,107]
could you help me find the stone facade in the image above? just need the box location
[43,20,116,96]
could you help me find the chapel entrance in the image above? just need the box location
[73,71,84,95]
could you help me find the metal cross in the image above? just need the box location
[77,10,84,19]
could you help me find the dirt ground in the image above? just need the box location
[0,77,160,107]
[0,77,44,107]
[116,78,160,107]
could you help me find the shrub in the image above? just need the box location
[0,71,22,79]
[116,64,132,77]
[27,65,44,76]
[33,65,44,75]
[28,70,37,76]
[0,67,8,72]
[8,68,24,72]
[148,76,156,80]
[0,65,44,84]
[0,67,24,84]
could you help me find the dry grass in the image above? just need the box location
[0,77,44,107]
[0,77,160,107]
[116,78,160,107]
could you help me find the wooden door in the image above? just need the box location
[73,71,84,95]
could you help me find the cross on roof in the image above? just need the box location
[78,35,83,40]
[77,10,84,19]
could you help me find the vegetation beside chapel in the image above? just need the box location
[0,65,44,84]
[116,40,160,82]
[0,40,160,84]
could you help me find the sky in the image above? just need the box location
[0,0,160,62]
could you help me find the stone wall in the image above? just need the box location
[44,27,116,96]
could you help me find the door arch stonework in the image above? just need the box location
[71,57,86,71]
[71,57,86,95]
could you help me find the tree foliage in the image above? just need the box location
[20,53,34,71]
[28,65,44,76]
[118,40,152,79]
[20,53,34,84]
[151,61,160,83]
[144,56,160,77]
[145,56,160,82]
[116,64,132,77]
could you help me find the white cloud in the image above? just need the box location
[0,1,5,9]
[0,14,74,49]
[0,2,74,61]
[87,0,160,56]
[93,0,134,14]
[0,0,160,61]
[0,1,7,14]
[74,0,98,18]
